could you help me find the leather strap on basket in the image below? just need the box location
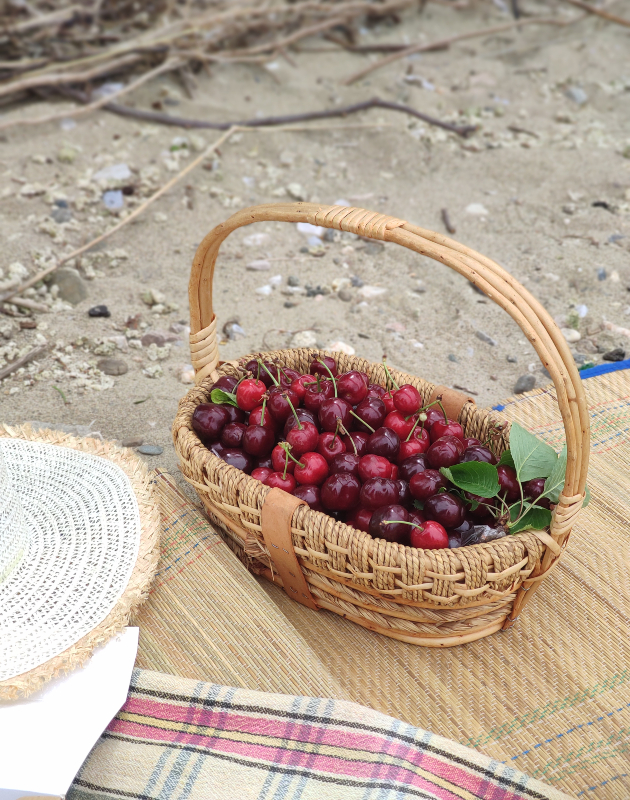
[261,488,319,611]
[428,385,475,421]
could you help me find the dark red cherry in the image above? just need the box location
[284,407,319,437]
[398,440,424,463]
[278,367,301,389]
[221,448,254,473]
[463,437,481,448]
[383,411,416,440]
[398,453,429,482]
[465,493,495,520]
[223,405,246,425]
[393,384,421,416]
[249,404,276,430]
[321,473,361,511]
[254,455,273,470]
[459,445,497,465]
[367,383,386,399]
[245,359,277,386]
[367,426,400,460]
[358,454,393,481]
[317,432,346,463]
[341,431,369,457]
[382,390,396,415]
[409,509,426,527]
[267,386,300,424]
[242,425,275,457]
[303,379,335,412]
[424,492,466,528]
[329,453,360,476]
[523,477,546,500]
[410,519,448,549]
[264,471,297,493]
[352,397,386,433]
[213,374,239,393]
[294,451,329,485]
[497,465,520,501]
[192,403,230,444]
[424,407,445,428]
[236,379,267,412]
[286,422,319,457]
[221,421,248,448]
[337,371,368,405]
[293,484,323,511]
[426,435,465,469]
[368,504,409,543]
[409,469,448,501]
[348,506,372,532]
[209,442,226,459]
[359,477,399,511]
[396,479,412,506]
[251,466,272,483]
[430,419,464,442]
[271,443,295,474]
[310,355,338,378]
[319,397,353,433]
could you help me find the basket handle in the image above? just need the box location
[189,202,589,540]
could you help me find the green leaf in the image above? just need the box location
[211,388,238,407]
[509,422,558,482]
[498,449,515,469]
[583,486,591,508]
[542,445,567,504]
[413,499,425,511]
[509,503,552,533]
[440,462,500,498]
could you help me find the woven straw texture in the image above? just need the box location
[0,424,160,700]
[148,369,630,800]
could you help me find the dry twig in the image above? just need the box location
[559,0,630,27]
[0,343,48,382]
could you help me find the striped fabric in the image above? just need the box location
[69,668,572,800]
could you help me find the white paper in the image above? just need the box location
[0,627,139,800]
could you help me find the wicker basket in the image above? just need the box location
[173,202,590,647]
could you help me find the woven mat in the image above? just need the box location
[69,666,571,800]
[132,371,630,800]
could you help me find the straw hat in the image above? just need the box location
[0,424,160,700]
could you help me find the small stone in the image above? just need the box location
[256,285,273,296]
[103,190,124,210]
[88,305,111,318]
[561,327,581,343]
[475,330,497,346]
[93,163,132,183]
[327,341,355,356]
[507,355,518,363]
[51,206,72,224]
[52,268,88,305]
[566,86,587,105]
[290,330,318,348]
[287,182,306,201]
[514,374,536,394]
[143,363,163,378]
[97,357,128,376]
[339,289,353,302]
[269,275,283,286]
[358,285,386,299]
[57,146,77,164]
[122,436,143,448]
[350,275,364,288]
[284,301,298,308]
[177,364,195,384]
[597,268,607,281]
[465,203,489,216]
[141,288,166,306]
[141,330,166,347]
[448,354,459,362]
[137,444,163,456]
[222,320,245,340]
[246,259,270,271]
[19,320,37,330]
[603,348,626,362]
[287,275,300,287]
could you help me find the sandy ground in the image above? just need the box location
[1,3,629,478]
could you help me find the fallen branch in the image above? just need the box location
[0,343,48,382]
[559,0,630,27]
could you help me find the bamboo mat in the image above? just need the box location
[134,369,630,800]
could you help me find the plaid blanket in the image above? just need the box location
[69,668,572,800]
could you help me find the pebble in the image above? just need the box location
[97,357,128,376]
[514,374,536,394]
[465,203,489,216]
[51,206,73,224]
[327,341,355,356]
[269,274,283,286]
[255,285,273,296]
[287,275,300,287]
[287,183,306,201]
[243,232,269,247]
[143,363,164,378]
[475,330,497,346]
[566,86,588,105]
[103,190,124,210]
[358,285,386,299]
[296,221,324,238]
[19,320,37,330]
[575,304,589,318]
[177,364,195,384]
[339,289,353,302]
[57,146,77,164]
[603,348,626,362]
[53,267,88,305]
[597,268,607,281]
[246,259,270,271]
[448,354,459,362]
[137,445,163,456]
[290,330,318,348]
[507,355,518,363]
[561,327,581,343]
[222,320,245,340]
[93,163,132,183]
[88,305,111,318]
[122,436,143,448]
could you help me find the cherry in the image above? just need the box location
[408,425,430,449]
[221,422,248,448]
[192,403,230,444]
[271,444,295,474]
[383,411,416,440]
[319,397,353,433]
[251,467,272,483]
[223,405,246,425]
[352,397,386,433]
[220,448,254,473]
[426,435,464,469]
[459,445,497,465]
[497,465,520,501]
[254,456,273,470]
[236,379,267,412]
[348,507,372,532]
[369,504,409,543]
[463,437,482,448]
[329,453,360,476]
[422,407,443,427]
[424,492,466,528]
[410,520,448,550]
[293,484,323,511]
[396,479,412,506]
[342,431,369,457]
[337,371,368,405]
[290,375,311,402]
[294,452,329,485]
[213,374,239,393]
[264,471,297,493]
[259,361,283,387]
[390,464,399,480]
[465,492,495,520]
[382,390,396,415]
[317,432,346,463]
[523,477,546,500]
[267,386,300,424]
[303,379,335,412]
[250,404,276,430]
[367,383,386,399]
[393,384,421,416]
[359,477,399,511]
[358,454,393,481]
[242,425,275,457]
[286,421,319,457]
[321,473,361,511]
[210,442,226,459]
[399,453,429,482]
[367,427,400,460]
[409,509,426,527]
[284,408,319,437]
[398,440,425,463]
[310,355,338,378]
[430,419,464,442]
[409,469,448,501]
[278,367,301,389]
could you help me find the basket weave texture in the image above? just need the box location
[173,202,590,646]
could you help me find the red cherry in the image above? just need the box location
[396,479,411,506]
[310,355,338,378]
[352,397,386,433]
[430,419,464,443]
[393,384,421,416]
[293,484,323,511]
[384,410,415,440]
[409,509,426,526]
[409,469,448,501]
[359,477,399,511]
[358,454,393,481]
[242,425,275,457]
[399,453,429,482]
[290,375,311,401]
[329,453,360,476]
[424,492,466,528]
[383,391,396,415]
[426,435,465,469]
[319,397,353,433]
[192,403,229,444]
[410,520,448,549]
[249,404,276,430]
[424,407,445,428]
[348,507,372,532]
[337,371,368,405]
[342,431,369,457]
[286,422,319,457]
[264,471,297,493]
[369,504,409,543]
[303,379,335,412]
[497,465,520,501]
[317,432,347,463]
[463,437,481,448]
[221,421,248,448]
[409,425,430,449]
[245,360,279,387]
[284,408,319,437]
[321,473,361,511]
[267,386,300,424]
[390,465,399,480]
[367,427,400,460]
[367,383,386,399]
[398,440,425,463]
[220,448,254,473]
[294,451,329,485]
[251,467,272,482]
[279,367,301,389]
[271,444,295,474]
[523,478,549,508]
[460,445,497,465]
[236,378,267,412]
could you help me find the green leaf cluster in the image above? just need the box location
[211,388,238,407]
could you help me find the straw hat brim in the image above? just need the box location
[0,424,160,700]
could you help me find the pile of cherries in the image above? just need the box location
[192,356,518,550]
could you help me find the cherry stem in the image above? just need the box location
[282,449,289,481]
[339,424,357,455]
[382,359,400,391]
[257,359,279,387]
[383,520,423,529]
[259,397,267,427]
[437,398,448,423]
[285,395,303,430]
[317,357,337,397]
[331,418,341,445]
[349,409,374,433]
[234,374,248,390]
[281,442,304,468]
[405,415,421,443]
